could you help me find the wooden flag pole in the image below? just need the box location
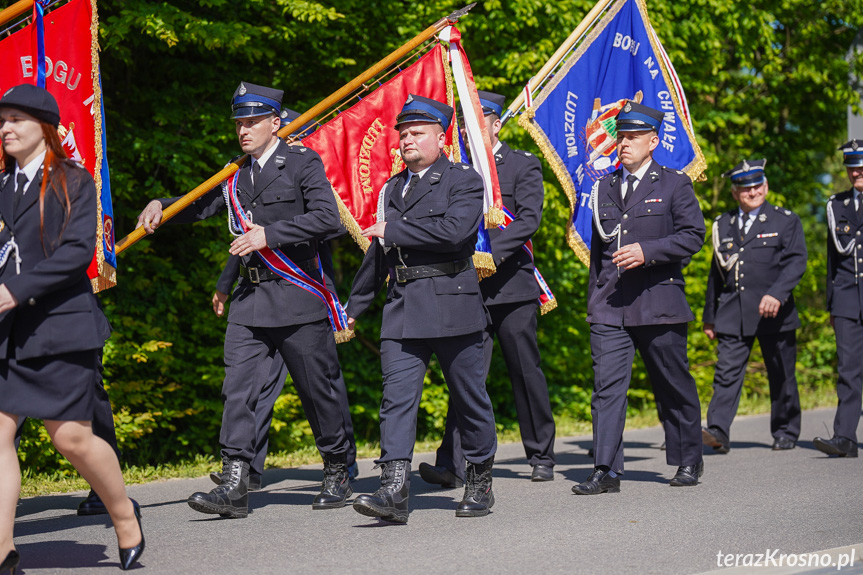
[115,3,476,255]
[0,0,33,28]
[501,0,616,124]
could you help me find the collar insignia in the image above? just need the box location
[758,213,767,222]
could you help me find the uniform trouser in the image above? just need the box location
[706,331,801,441]
[221,320,351,462]
[590,323,702,474]
[833,317,863,442]
[248,348,357,475]
[434,301,556,477]
[378,332,497,464]
[14,347,120,460]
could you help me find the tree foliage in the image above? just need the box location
[14,0,863,471]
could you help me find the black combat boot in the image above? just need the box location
[352,459,410,523]
[313,454,352,509]
[188,458,249,518]
[456,456,494,517]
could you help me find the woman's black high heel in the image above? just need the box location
[118,505,144,570]
[0,550,20,575]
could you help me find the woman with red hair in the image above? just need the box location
[0,84,143,573]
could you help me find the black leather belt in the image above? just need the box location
[394,258,474,284]
[240,260,316,284]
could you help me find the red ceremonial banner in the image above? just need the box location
[302,44,453,247]
[0,0,116,290]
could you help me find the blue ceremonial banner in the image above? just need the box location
[519,0,705,264]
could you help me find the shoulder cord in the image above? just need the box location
[827,197,858,283]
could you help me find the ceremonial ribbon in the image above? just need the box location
[439,25,504,227]
[499,205,557,314]
[222,169,354,342]
[33,0,47,87]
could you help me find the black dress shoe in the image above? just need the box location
[118,503,145,570]
[772,437,796,451]
[77,491,141,517]
[530,464,554,482]
[813,436,859,458]
[0,550,20,575]
[670,461,704,486]
[702,426,730,454]
[418,462,464,488]
[571,468,620,495]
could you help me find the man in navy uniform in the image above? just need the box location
[419,90,556,488]
[136,82,353,517]
[702,159,806,454]
[346,95,497,522]
[814,140,863,458]
[208,110,359,490]
[572,101,706,495]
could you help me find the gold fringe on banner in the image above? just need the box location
[334,190,371,252]
[473,250,496,280]
[634,0,707,183]
[518,113,591,266]
[539,298,558,315]
[89,0,117,292]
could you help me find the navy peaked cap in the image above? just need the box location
[839,140,863,168]
[395,94,453,132]
[0,84,60,127]
[616,100,663,132]
[721,158,767,187]
[279,108,316,138]
[231,82,283,119]
[476,90,506,117]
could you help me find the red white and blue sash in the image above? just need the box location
[222,169,353,342]
[500,205,557,314]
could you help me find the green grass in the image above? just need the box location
[19,386,838,498]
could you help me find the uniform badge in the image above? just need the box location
[845,198,851,206]
[730,216,736,225]
[854,140,860,151]
[758,213,767,222]
[405,95,414,104]
[742,160,751,172]
[624,102,632,112]
[726,242,734,249]
[784,209,791,215]
[845,225,851,233]
[238,83,247,96]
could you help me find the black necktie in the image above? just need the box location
[14,172,28,212]
[252,161,263,191]
[857,194,863,218]
[624,174,637,206]
[403,174,418,202]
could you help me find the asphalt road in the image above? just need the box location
[10,407,863,575]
